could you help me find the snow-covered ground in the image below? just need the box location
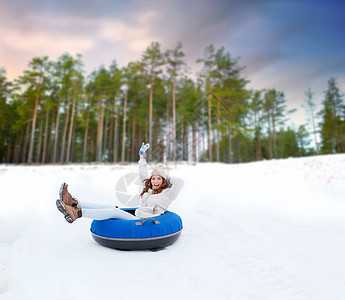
[1,154,345,300]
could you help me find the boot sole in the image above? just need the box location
[56,199,65,215]
[59,183,66,202]
[56,200,74,223]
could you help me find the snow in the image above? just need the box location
[1,154,345,300]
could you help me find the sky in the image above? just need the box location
[1,0,345,126]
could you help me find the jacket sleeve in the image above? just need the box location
[152,177,184,212]
[167,176,184,202]
[138,158,149,186]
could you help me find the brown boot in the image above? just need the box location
[56,200,82,223]
[59,183,78,207]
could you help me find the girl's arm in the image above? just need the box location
[151,176,184,212]
[138,157,149,186]
[167,176,184,202]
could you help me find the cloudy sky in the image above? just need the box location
[1,0,344,125]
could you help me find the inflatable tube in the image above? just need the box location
[90,209,183,250]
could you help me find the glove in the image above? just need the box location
[139,142,150,155]
[167,176,171,185]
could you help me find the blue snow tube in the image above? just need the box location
[90,209,183,250]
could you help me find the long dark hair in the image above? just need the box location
[139,176,169,197]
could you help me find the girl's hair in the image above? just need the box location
[139,176,170,197]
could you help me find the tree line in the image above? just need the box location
[0,42,344,164]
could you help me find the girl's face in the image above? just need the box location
[151,175,163,190]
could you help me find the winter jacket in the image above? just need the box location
[135,158,184,218]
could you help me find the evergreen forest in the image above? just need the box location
[0,42,344,164]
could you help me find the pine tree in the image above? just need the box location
[66,54,84,162]
[15,56,51,163]
[94,67,111,162]
[263,89,294,159]
[250,90,264,160]
[197,45,216,161]
[296,124,310,156]
[319,77,344,153]
[141,42,165,161]
[165,42,186,161]
[302,88,319,154]
[0,68,13,162]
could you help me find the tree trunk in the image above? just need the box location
[102,98,109,157]
[121,89,128,162]
[114,103,119,163]
[22,122,31,163]
[172,77,177,161]
[148,73,153,161]
[208,78,212,161]
[216,96,220,162]
[46,121,53,163]
[339,127,345,153]
[60,95,71,162]
[272,111,277,159]
[41,107,50,163]
[127,115,131,161]
[107,102,115,162]
[280,131,285,158]
[236,137,241,163]
[36,115,44,162]
[192,124,197,162]
[256,129,262,161]
[5,136,11,163]
[53,97,62,163]
[82,100,91,162]
[71,117,77,162]
[13,132,21,163]
[201,101,205,161]
[28,80,41,163]
[182,122,188,161]
[90,128,96,161]
[131,116,136,162]
[310,112,319,155]
[96,97,104,162]
[228,123,233,163]
[254,111,262,161]
[166,92,171,161]
[66,90,77,162]
[15,130,23,163]
[267,112,273,159]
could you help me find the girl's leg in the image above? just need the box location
[82,206,139,220]
[78,201,114,210]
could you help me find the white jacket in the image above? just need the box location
[135,158,184,218]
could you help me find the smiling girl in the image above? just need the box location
[56,143,184,223]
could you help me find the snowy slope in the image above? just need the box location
[1,154,345,300]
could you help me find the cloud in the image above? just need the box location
[0,0,280,74]
[0,0,344,124]
[0,26,94,54]
[99,12,158,52]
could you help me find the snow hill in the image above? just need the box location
[1,154,345,300]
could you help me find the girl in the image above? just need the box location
[56,143,184,223]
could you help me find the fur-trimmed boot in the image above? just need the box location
[59,183,78,207]
[56,200,82,223]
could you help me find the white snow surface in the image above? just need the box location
[1,154,345,300]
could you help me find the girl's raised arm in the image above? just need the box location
[138,157,149,184]
[167,176,184,202]
[138,142,150,185]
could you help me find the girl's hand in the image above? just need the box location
[139,142,150,156]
